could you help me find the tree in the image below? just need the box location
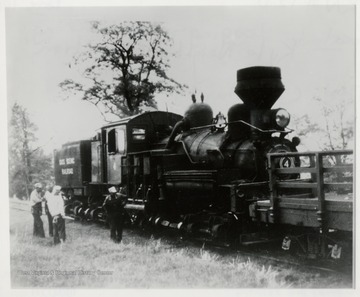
[60,21,187,119]
[315,96,354,168]
[314,97,354,152]
[293,91,354,151]
[8,103,53,199]
[292,92,354,169]
[292,114,321,140]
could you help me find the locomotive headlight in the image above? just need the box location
[275,109,290,128]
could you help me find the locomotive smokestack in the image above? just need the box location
[234,66,285,109]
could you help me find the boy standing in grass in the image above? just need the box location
[103,186,127,243]
[30,183,45,238]
[46,185,66,245]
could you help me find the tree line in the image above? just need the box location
[9,103,53,199]
[9,21,186,199]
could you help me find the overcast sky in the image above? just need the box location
[5,5,355,153]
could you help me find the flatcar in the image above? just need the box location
[54,66,353,260]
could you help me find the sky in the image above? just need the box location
[4,4,355,153]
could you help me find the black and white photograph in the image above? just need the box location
[1,0,357,292]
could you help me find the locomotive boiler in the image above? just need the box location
[54,66,353,258]
[161,66,300,216]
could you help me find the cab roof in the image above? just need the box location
[101,111,183,129]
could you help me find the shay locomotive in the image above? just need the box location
[55,66,353,260]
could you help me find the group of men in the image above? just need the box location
[30,183,66,245]
[30,183,127,245]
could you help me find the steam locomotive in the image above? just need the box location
[55,66,353,259]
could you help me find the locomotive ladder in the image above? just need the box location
[267,150,353,232]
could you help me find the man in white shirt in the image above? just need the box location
[46,185,66,245]
[30,183,45,237]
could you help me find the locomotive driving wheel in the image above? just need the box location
[211,215,242,247]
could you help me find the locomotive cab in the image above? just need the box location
[97,111,183,186]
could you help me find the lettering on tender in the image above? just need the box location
[61,168,74,175]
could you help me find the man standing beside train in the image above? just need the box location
[46,185,66,245]
[103,186,127,243]
[30,183,45,238]
[43,184,54,237]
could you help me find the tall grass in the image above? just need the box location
[9,208,352,288]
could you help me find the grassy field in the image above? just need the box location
[9,205,353,288]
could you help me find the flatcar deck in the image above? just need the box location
[251,150,353,233]
[255,196,353,232]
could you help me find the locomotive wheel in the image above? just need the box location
[73,205,85,218]
[64,204,73,216]
[84,208,91,220]
[73,205,80,217]
[211,224,227,241]
[78,207,83,216]
[186,223,196,234]
[90,208,100,221]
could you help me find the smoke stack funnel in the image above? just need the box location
[234,66,285,109]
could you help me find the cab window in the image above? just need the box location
[108,127,126,154]
[116,129,125,154]
[131,127,146,141]
[108,129,116,153]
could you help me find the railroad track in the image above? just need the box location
[124,224,353,276]
[9,198,352,276]
[218,243,352,275]
[9,199,31,212]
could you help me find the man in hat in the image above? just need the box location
[46,185,66,245]
[30,183,45,237]
[103,186,127,243]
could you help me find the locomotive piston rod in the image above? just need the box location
[125,204,145,211]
